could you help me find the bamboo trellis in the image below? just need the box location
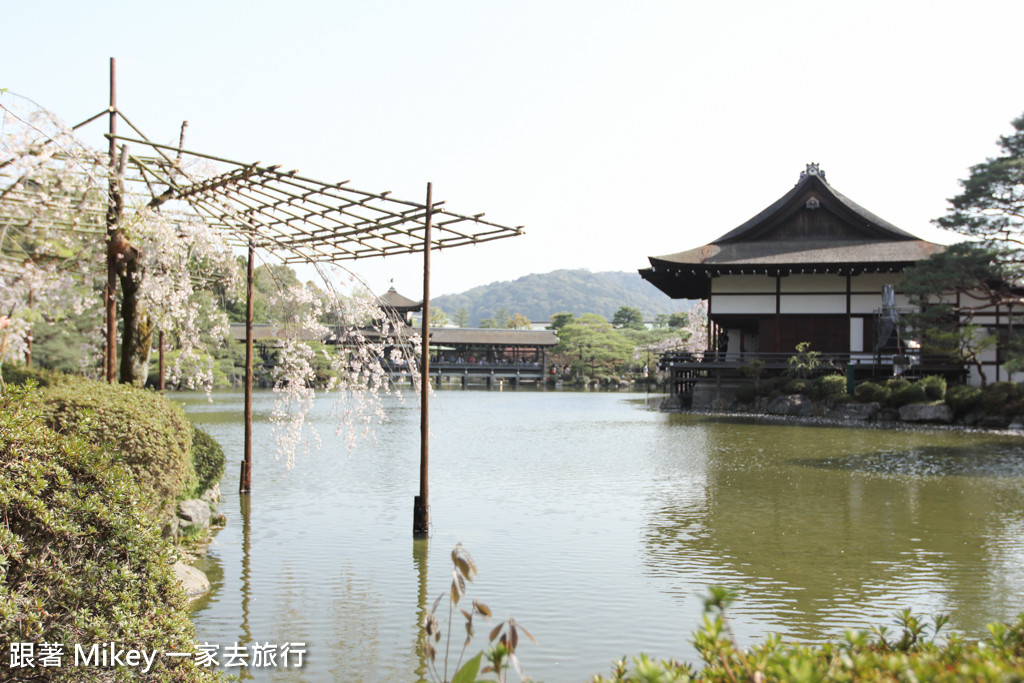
[109,133,524,262]
[2,58,525,537]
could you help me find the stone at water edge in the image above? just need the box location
[177,499,212,530]
[766,394,814,417]
[830,402,880,421]
[898,403,954,424]
[173,561,210,599]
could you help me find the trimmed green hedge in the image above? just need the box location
[34,377,196,507]
[813,373,847,400]
[946,384,982,415]
[189,425,226,496]
[889,381,929,407]
[0,383,221,682]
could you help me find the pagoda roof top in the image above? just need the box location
[378,286,422,311]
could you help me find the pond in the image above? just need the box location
[183,389,1024,682]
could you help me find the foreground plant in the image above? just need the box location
[421,545,536,683]
[591,586,1024,682]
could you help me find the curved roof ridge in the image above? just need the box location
[712,165,918,244]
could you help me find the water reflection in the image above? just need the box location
[643,416,1024,642]
[412,539,429,682]
[793,442,1024,478]
[239,493,253,679]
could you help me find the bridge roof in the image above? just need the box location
[229,323,558,347]
[429,327,557,347]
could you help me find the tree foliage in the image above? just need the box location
[935,111,1024,250]
[430,306,450,327]
[900,242,1020,385]
[553,313,634,376]
[548,312,575,331]
[611,306,644,330]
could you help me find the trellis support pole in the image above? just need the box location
[105,57,118,382]
[240,240,254,494]
[414,182,432,537]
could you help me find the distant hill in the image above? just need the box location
[431,269,693,326]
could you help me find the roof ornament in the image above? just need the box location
[800,162,826,181]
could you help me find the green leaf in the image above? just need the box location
[451,652,483,683]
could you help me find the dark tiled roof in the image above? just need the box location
[712,171,918,243]
[650,239,943,268]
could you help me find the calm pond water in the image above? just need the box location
[182,388,1024,682]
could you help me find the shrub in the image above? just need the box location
[590,611,1024,682]
[733,383,757,404]
[889,382,929,408]
[757,376,788,397]
[946,384,982,415]
[813,374,847,400]
[1,363,66,387]
[885,377,911,392]
[981,381,1024,418]
[783,378,811,395]
[0,383,221,682]
[34,376,196,507]
[919,375,947,401]
[855,381,890,404]
[190,425,226,496]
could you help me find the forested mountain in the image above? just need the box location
[431,269,691,326]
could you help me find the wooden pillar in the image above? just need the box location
[413,183,432,538]
[775,274,782,353]
[240,241,254,494]
[995,302,1001,382]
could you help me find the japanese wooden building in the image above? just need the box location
[639,164,983,398]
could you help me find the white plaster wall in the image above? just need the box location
[854,273,904,291]
[850,317,864,352]
[779,294,846,314]
[780,274,846,293]
[848,294,878,314]
[711,275,775,294]
[712,295,776,314]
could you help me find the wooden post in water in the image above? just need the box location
[240,240,254,494]
[413,183,433,537]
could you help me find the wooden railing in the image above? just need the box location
[658,349,966,380]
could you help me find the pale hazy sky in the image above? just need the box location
[4,1,1023,299]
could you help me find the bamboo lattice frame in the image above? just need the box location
[1,105,523,266]
[104,112,523,262]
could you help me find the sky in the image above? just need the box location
[4,0,1024,300]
